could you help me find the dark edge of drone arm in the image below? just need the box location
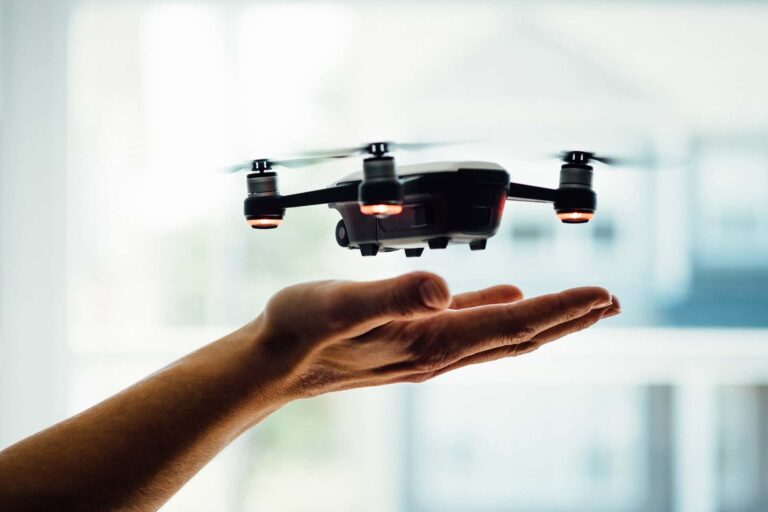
[245,184,359,214]
[507,183,558,203]
[279,183,359,208]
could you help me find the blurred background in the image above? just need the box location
[1,0,768,510]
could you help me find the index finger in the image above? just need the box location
[449,285,523,310]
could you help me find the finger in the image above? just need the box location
[429,298,621,378]
[521,294,620,348]
[449,285,523,310]
[423,286,612,363]
[326,271,451,331]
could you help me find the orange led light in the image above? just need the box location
[360,204,404,216]
[247,218,283,229]
[556,211,594,223]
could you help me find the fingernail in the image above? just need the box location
[419,279,446,309]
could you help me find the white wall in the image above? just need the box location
[0,0,70,445]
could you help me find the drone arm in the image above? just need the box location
[279,183,358,208]
[507,182,558,203]
[245,183,359,218]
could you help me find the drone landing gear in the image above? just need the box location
[360,244,379,257]
[470,239,487,251]
[427,237,450,249]
[404,248,424,258]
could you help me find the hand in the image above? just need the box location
[255,272,620,398]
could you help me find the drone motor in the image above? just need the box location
[358,143,404,217]
[245,162,283,229]
[553,150,598,224]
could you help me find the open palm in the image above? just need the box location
[259,272,620,398]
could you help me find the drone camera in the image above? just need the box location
[358,156,404,217]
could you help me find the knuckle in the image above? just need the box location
[497,306,538,340]
[388,289,412,317]
[509,324,538,344]
[512,341,540,357]
[555,293,586,323]
[397,321,426,346]
[554,293,574,322]
[411,352,445,373]
[574,314,600,332]
[405,325,456,373]
[319,302,349,332]
[410,343,453,373]
[448,295,467,310]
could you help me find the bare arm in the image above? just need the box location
[0,272,619,511]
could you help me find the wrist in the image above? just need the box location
[223,316,307,416]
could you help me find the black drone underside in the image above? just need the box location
[330,166,509,257]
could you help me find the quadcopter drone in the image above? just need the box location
[233,142,614,257]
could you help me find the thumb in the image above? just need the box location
[330,272,451,329]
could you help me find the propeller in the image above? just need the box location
[229,140,476,173]
[300,140,471,159]
[554,150,657,168]
[227,155,348,174]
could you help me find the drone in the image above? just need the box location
[233,142,615,257]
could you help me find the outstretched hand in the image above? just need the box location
[256,272,620,398]
[0,272,619,511]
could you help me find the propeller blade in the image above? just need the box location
[299,140,477,158]
[226,154,351,173]
[227,161,255,173]
[271,155,348,168]
[588,155,617,166]
[554,150,653,168]
[298,145,368,158]
[390,141,468,151]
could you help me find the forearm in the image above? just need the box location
[0,317,294,511]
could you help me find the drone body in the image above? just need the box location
[239,143,601,257]
[329,162,509,256]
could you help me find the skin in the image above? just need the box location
[0,272,620,511]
